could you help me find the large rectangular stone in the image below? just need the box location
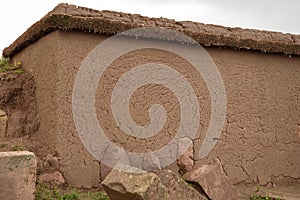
[0,151,37,200]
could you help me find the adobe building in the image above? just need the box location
[2,3,300,189]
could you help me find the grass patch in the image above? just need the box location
[36,186,79,200]
[250,194,282,200]
[86,191,110,200]
[11,145,26,151]
[14,69,24,74]
[36,185,110,200]
[0,143,8,148]
[0,57,23,74]
[250,185,283,200]
[250,185,282,200]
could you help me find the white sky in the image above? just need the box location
[1,0,299,54]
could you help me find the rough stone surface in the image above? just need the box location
[0,110,8,137]
[183,164,241,200]
[142,150,161,171]
[39,171,65,185]
[100,163,112,181]
[3,3,300,58]
[0,151,36,200]
[102,164,168,200]
[177,142,194,174]
[155,170,208,200]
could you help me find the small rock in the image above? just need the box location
[155,170,208,200]
[39,171,65,186]
[177,142,194,174]
[100,163,112,181]
[102,164,167,200]
[45,154,60,169]
[101,144,130,167]
[266,182,273,188]
[0,110,6,117]
[6,111,26,137]
[183,164,241,200]
[0,110,8,138]
[142,151,161,171]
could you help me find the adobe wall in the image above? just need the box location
[14,30,300,188]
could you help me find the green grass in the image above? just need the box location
[36,186,79,200]
[0,143,8,148]
[187,182,196,189]
[0,57,23,74]
[11,145,26,151]
[250,194,282,200]
[250,185,282,200]
[86,191,110,200]
[36,185,110,200]
[14,69,24,74]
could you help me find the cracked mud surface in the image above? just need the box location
[8,30,300,190]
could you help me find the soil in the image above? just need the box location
[236,184,300,200]
[0,70,39,137]
[0,70,51,175]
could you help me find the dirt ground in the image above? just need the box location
[236,184,300,200]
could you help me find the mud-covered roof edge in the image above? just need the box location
[3,3,300,57]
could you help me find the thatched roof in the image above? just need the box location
[3,3,300,57]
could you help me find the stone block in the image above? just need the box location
[155,170,208,200]
[102,164,167,200]
[0,151,37,200]
[39,171,65,186]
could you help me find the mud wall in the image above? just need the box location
[14,30,300,188]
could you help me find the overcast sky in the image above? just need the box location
[1,0,299,54]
